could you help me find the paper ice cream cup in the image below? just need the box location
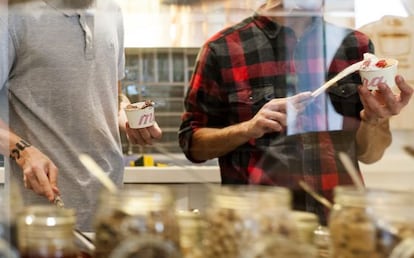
[124,102,155,129]
[359,58,398,91]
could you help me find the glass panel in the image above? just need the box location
[156,115,182,129]
[142,53,155,82]
[157,52,170,82]
[125,54,139,67]
[172,53,185,82]
[124,67,138,81]
[122,83,140,103]
[144,85,184,98]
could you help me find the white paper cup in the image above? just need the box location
[124,102,155,129]
[359,58,398,90]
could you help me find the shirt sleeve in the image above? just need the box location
[0,15,15,122]
[0,16,15,92]
[115,4,125,81]
[327,29,374,118]
[178,43,223,162]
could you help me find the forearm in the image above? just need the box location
[190,122,252,161]
[0,119,20,157]
[0,128,11,157]
[356,118,391,164]
[0,130,33,162]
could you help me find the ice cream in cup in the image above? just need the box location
[124,100,155,129]
[359,53,398,91]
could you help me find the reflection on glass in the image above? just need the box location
[125,68,138,81]
[158,53,170,82]
[173,53,184,82]
[142,53,155,82]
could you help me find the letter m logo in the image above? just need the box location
[139,113,154,125]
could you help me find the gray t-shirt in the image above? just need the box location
[1,0,125,231]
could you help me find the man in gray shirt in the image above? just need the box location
[0,0,162,231]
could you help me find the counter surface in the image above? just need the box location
[0,154,413,190]
[0,166,221,184]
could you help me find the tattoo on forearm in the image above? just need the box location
[9,139,32,161]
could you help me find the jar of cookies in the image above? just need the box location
[200,185,301,258]
[16,205,79,258]
[329,186,414,258]
[93,185,181,258]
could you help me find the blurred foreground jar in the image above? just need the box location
[1,180,24,251]
[292,211,320,244]
[0,187,20,258]
[200,185,310,258]
[175,209,204,258]
[329,186,414,258]
[17,205,78,258]
[293,211,331,258]
[93,185,181,258]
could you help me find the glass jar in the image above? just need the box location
[108,237,182,258]
[241,234,318,258]
[93,185,181,258]
[292,211,320,244]
[2,180,24,250]
[313,225,332,258]
[329,186,414,258]
[176,209,204,258]
[0,188,19,258]
[200,185,301,258]
[16,205,78,258]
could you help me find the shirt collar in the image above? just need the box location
[43,0,95,17]
[252,13,324,39]
[252,13,282,39]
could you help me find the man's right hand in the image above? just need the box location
[244,91,313,139]
[189,91,312,161]
[15,146,59,202]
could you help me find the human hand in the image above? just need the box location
[15,146,59,202]
[125,121,162,145]
[244,91,312,138]
[358,75,413,124]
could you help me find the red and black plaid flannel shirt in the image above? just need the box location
[179,13,374,223]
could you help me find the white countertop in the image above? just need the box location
[0,154,412,189]
[0,166,221,184]
[359,154,414,191]
[123,166,220,183]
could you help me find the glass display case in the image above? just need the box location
[2,1,414,258]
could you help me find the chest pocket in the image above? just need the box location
[228,83,275,122]
[328,82,362,118]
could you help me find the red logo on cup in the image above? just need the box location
[363,76,386,87]
[139,113,154,125]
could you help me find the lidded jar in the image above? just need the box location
[329,186,414,258]
[200,185,300,258]
[16,205,78,258]
[93,185,181,258]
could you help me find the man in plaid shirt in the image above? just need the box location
[178,0,413,224]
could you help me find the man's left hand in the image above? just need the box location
[358,75,413,124]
